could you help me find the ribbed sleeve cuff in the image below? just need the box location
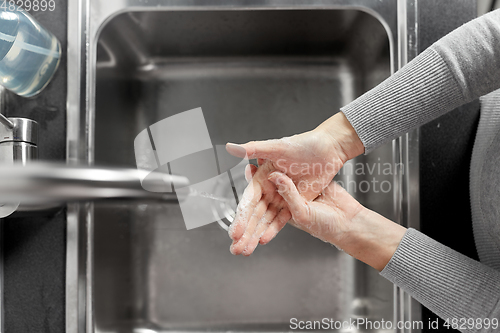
[341,48,466,154]
[381,228,500,332]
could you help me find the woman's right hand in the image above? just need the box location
[226,112,365,256]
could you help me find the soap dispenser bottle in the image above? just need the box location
[0,5,61,97]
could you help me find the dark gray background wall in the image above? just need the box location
[3,1,67,332]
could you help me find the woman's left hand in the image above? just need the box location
[266,171,363,247]
[267,171,407,272]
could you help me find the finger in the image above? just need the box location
[226,143,247,158]
[227,140,282,160]
[242,202,281,255]
[230,198,269,255]
[259,208,292,245]
[254,172,306,245]
[257,158,265,166]
[268,172,307,217]
[229,162,274,243]
[244,164,258,183]
[228,181,261,241]
[231,198,269,254]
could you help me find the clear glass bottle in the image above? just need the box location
[0,6,61,97]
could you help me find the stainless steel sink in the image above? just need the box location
[66,1,421,332]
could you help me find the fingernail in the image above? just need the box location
[272,176,284,185]
[230,244,238,255]
[226,143,247,158]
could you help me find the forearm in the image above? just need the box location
[381,229,500,333]
[336,207,406,271]
[334,208,500,332]
[340,10,500,153]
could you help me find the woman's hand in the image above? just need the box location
[268,172,407,272]
[268,172,363,246]
[226,112,365,256]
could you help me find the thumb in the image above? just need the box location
[226,139,282,159]
[268,172,308,220]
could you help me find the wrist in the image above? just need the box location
[315,112,365,162]
[338,207,407,271]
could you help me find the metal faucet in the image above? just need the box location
[0,91,39,217]
[0,112,187,216]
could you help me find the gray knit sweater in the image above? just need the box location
[341,9,500,333]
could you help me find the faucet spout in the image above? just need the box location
[0,162,189,205]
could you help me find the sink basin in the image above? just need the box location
[66,1,421,332]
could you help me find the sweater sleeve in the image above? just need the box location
[341,9,500,153]
[381,229,500,333]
